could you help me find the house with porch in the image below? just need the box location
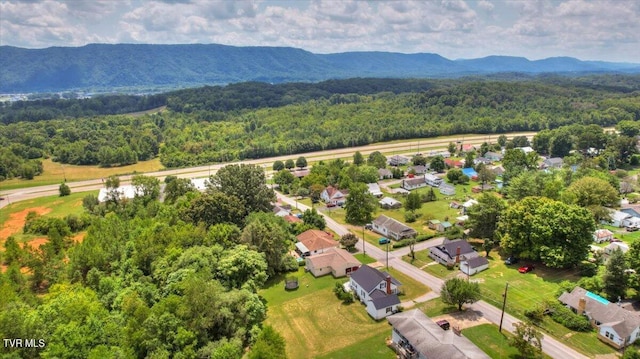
[367,183,384,197]
[593,229,614,243]
[439,183,456,196]
[305,247,361,278]
[388,155,410,166]
[428,239,479,267]
[372,215,417,240]
[378,168,393,180]
[425,173,443,187]
[350,265,402,320]
[388,309,490,359]
[379,197,402,209]
[321,186,348,206]
[559,286,640,349]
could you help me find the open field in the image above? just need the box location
[0,192,88,245]
[413,298,458,317]
[260,268,392,359]
[1,158,164,190]
[463,324,552,359]
[315,330,395,359]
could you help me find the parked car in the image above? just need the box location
[610,238,623,243]
[505,256,519,265]
[378,237,390,245]
[626,226,638,232]
[436,319,450,330]
[518,265,535,273]
[365,223,373,230]
[326,203,337,208]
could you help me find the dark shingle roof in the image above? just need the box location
[466,256,489,269]
[371,290,401,309]
[350,265,401,293]
[439,239,476,259]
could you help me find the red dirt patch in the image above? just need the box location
[0,207,51,240]
[22,237,48,249]
[71,232,86,243]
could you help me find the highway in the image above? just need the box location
[0,131,536,209]
[277,193,589,359]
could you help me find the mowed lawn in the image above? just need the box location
[260,268,393,359]
[2,157,164,190]
[463,324,552,359]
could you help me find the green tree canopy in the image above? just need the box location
[467,193,506,240]
[210,164,275,217]
[441,278,480,311]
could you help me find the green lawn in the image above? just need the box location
[354,253,377,264]
[413,298,457,317]
[260,268,391,359]
[386,267,431,301]
[315,330,395,359]
[403,249,458,280]
[462,324,552,359]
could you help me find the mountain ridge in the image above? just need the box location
[1,43,639,93]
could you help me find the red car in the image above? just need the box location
[518,265,535,273]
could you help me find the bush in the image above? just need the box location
[577,260,598,277]
[524,304,546,323]
[547,301,592,331]
[404,212,417,223]
[392,239,412,249]
[281,255,299,272]
[24,216,71,237]
[334,282,353,304]
[415,234,436,242]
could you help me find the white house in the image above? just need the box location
[367,183,384,197]
[372,215,417,240]
[604,242,630,255]
[608,210,631,227]
[97,185,139,202]
[424,173,443,187]
[460,256,489,276]
[559,286,640,349]
[461,199,479,214]
[388,155,410,166]
[593,229,614,243]
[401,178,427,191]
[387,310,490,359]
[516,146,535,154]
[378,168,393,180]
[428,239,479,267]
[350,265,401,320]
[320,186,347,206]
[379,197,402,209]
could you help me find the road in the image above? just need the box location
[0,131,537,209]
[277,193,589,359]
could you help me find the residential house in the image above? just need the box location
[321,186,347,206]
[293,169,310,178]
[593,229,614,243]
[484,151,503,161]
[559,286,640,349]
[402,178,427,191]
[388,155,410,166]
[295,230,338,257]
[516,146,535,154]
[378,168,393,180]
[407,165,428,175]
[473,157,492,166]
[305,247,361,278]
[491,165,505,176]
[429,150,451,158]
[367,183,384,197]
[455,215,468,227]
[379,197,402,209]
[439,183,456,196]
[608,210,631,227]
[461,144,476,152]
[441,221,453,232]
[190,177,211,191]
[449,201,461,209]
[350,265,402,320]
[444,159,463,168]
[621,205,640,219]
[388,309,491,359]
[604,242,630,255]
[542,157,564,169]
[273,204,292,217]
[428,239,479,267]
[425,173,443,187]
[283,215,302,224]
[461,199,479,214]
[460,256,490,276]
[372,215,418,240]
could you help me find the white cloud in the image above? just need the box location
[0,0,638,62]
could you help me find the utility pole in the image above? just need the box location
[499,282,509,333]
[362,226,366,255]
[386,239,389,269]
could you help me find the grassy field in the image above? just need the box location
[462,324,552,359]
[413,298,457,317]
[260,268,392,359]
[315,330,395,359]
[403,249,459,280]
[386,267,431,300]
[0,192,89,244]
[1,158,164,190]
[353,253,377,264]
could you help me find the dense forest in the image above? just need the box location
[0,165,301,358]
[1,76,640,180]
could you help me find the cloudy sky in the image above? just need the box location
[1,0,639,62]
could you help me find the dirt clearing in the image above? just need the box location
[0,207,51,240]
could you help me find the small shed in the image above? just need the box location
[460,256,489,276]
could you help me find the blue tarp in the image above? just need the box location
[462,168,478,177]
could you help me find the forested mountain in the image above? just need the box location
[2,76,639,180]
[1,43,639,93]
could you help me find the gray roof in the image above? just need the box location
[373,215,418,237]
[350,265,401,293]
[387,310,490,359]
[558,286,640,338]
[371,289,401,309]
[466,256,489,269]
[434,239,476,260]
[403,177,426,187]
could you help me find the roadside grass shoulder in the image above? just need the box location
[462,324,552,359]
[414,298,457,317]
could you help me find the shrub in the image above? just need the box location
[577,260,598,277]
[415,234,435,242]
[404,212,417,223]
[393,239,412,249]
[334,282,353,303]
[524,304,546,323]
[281,255,299,272]
[24,216,71,237]
[547,301,592,331]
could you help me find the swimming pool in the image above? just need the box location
[585,291,609,305]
